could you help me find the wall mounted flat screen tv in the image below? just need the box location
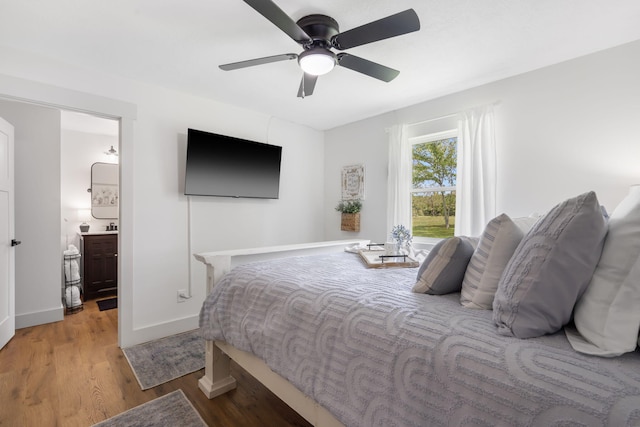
[184,129,282,199]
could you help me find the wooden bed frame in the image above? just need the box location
[194,240,369,427]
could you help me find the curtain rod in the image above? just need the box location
[407,112,458,127]
[384,112,455,133]
[385,100,501,131]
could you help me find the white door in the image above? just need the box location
[0,116,15,350]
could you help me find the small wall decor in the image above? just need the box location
[335,200,362,232]
[341,164,365,200]
[341,213,360,232]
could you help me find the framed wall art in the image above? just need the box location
[341,164,365,200]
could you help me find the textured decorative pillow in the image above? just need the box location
[460,214,524,309]
[412,236,478,295]
[566,185,640,356]
[492,191,607,339]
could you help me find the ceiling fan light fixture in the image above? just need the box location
[298,48,336,76]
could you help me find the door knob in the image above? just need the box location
[11,239,21,246]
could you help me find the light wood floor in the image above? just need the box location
[0,300,312,427]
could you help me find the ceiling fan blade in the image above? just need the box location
[243,0,312,44]
[331,9,420,50]
[219,53,297,71]
[297,73,318,98]
[337,53,400,82]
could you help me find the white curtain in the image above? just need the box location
[455,105,497,236]
[386,124,412,235]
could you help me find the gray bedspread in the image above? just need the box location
[199,252,640,426]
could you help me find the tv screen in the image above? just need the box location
[184,129,282,199]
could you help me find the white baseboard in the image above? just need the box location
[16,305,64,329]
[15,301,199,350]
[121,314,200,348]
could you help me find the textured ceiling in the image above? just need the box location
[2,0,640,130]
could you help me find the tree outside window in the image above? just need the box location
[411,134,457,238]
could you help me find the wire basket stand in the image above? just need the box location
[63,253,84,314]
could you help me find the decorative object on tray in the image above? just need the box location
[389,224,412,254]
[341,164,365,200]
[335,199,362,232]
[358,243,419,268]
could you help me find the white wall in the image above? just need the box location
[0,46,325,346]
[0,100,63,328]
[324,40,640,242]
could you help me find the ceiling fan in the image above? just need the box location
[219,0,421,98]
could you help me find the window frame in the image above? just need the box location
[409,129,458,244]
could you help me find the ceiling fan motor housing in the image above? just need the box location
[296,14,339,49]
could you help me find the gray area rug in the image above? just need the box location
[123,329,205,390]
[92,389,207,427]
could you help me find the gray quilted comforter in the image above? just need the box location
[199,252,640,426]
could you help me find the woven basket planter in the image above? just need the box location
[341,213,360,232]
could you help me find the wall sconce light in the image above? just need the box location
[105,145,118,157]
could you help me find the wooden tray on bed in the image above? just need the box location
[358,249,419,268]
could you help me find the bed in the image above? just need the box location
[196,239,640,427]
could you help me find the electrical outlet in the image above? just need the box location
[177,289,189,303]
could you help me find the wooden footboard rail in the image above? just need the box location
[194,240,368,427]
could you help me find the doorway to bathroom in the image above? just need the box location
[61,110,120,319]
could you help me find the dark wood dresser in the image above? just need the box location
[80,232,118,300]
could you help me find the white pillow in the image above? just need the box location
[566,185,640,356]
[511,214,540,233]
[460,214,524,309]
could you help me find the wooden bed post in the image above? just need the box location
[198,340,237,398]
[195,255,238,398]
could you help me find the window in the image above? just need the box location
[410,130,457,239]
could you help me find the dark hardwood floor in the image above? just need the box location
[0,300,312,427]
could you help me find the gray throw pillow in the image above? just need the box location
[412,236,478,295]
[492,191,607,339]
[461,214,524,309]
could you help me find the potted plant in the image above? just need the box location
[335,199,362,232]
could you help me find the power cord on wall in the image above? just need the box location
[178,195,194,302]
